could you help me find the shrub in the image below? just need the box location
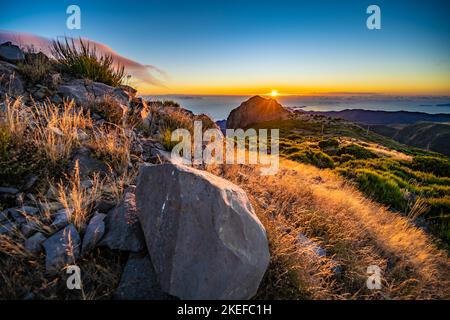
[51,37,125,87]
[288,148,335,169]
[338,144,377,160]
[17,51,54,86]
[318,138,339,150]
[411,156,450,177]
[353,169,406,210]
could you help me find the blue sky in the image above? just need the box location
[1,0,449,94]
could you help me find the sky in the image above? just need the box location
[1,0,449,95]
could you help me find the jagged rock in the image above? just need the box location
[297,233,326,257]
[0,187,19,194]
[0,42,25,62]
[114,253,170,300]
[51,208,72,230]
[81,213,106,255]
[23,175,38,191]
[94,199,116,213]
[226,95,291,129]
[43,224,80,273]
[70,147,108,177]
[57,79,131,107]
[39,202,64,212]
[21,220,39,238]
[0,61,24,97]
[135,163,270,300]
[100,187,145,252]
[24,232,46,255]
[0,211,7,222]
[8,206,39,225]
[0,221,16,235]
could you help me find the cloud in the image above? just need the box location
[0,30,167,90]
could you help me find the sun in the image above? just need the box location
[271,90,278,97]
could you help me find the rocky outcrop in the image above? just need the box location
[0,61,24,98]
[57,79,132,107]
[136,163,270,300]
[226,95,291,129]
[0,42,25,63]
[100,187,145,252]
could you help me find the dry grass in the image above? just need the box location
[1,96,28,144]
[54,160,103,230]
[207,159,450,299]
[32,100,93,164]
[89,125,131,174]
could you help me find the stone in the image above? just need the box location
[21,220,39,238]
[23,175,38,191]
[114,253,169,300]
[0,211,7,222]
[226,95,291,129]
[8,206,38,224]
[24,232,46,255]
[51,208,72,230]
[0,187,19,194]
[135,163,270,300]
[297,233,326,258]
[70,148,108,178]
[43,224,80,274]
[0,42,25,62]
[0,61,24,97]
[0,221,16,236]
[100,187,145,252]
[81,213,106,255]
[57,79,131,107]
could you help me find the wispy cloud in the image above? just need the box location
[0,30,167,90]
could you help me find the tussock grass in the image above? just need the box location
[32,100,93,164]
[51,37,125,87]
[17,51,54,86]
[207,159,450,299]
[54,160,103,230]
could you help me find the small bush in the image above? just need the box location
[17,51,54,86]
[412,156,450,177]
[51,37,125,87]
[318,138,339,150]
[353,169,406,210]
[288,148,335,169]
[338,144,377,160]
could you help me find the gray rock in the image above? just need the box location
[0,211,7,222]
[23,175,39,190]
[43,224,80,273]
[0,42,25,62]
[70,148,108,178]
[297,233,326,257]
[135,163,270,300]
[100,187,145,252]
[114,253,170,300]
[0,221,16,236]
[81,213,106,255]
[0,61,24,97]
[51,208,72,230]
[0,187,19,194]
[57,79,131,107]
[21,220,39,237]
[24,232,46,255]
[8,206,38,224]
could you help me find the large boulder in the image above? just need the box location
[226,95,291,129]
[135,163,270,300]
[57,79,131,107]
[0,42,25,63]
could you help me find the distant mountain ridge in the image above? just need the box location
[306,109,450,125]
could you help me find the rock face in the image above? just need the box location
[43,224,80,273]
[0,61,24,98]
[136,163,270,300]
[226,95,291,129]
[24,232,47,255]
[114,253,169,300]
[100,187,145,252]
[57,79,131,107]
[0,42,25,63]
[81,213,106,255]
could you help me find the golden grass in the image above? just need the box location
[207,158,450,299]
[32,100,93,164]
[1,96,28,144]
[55,160,103,230]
